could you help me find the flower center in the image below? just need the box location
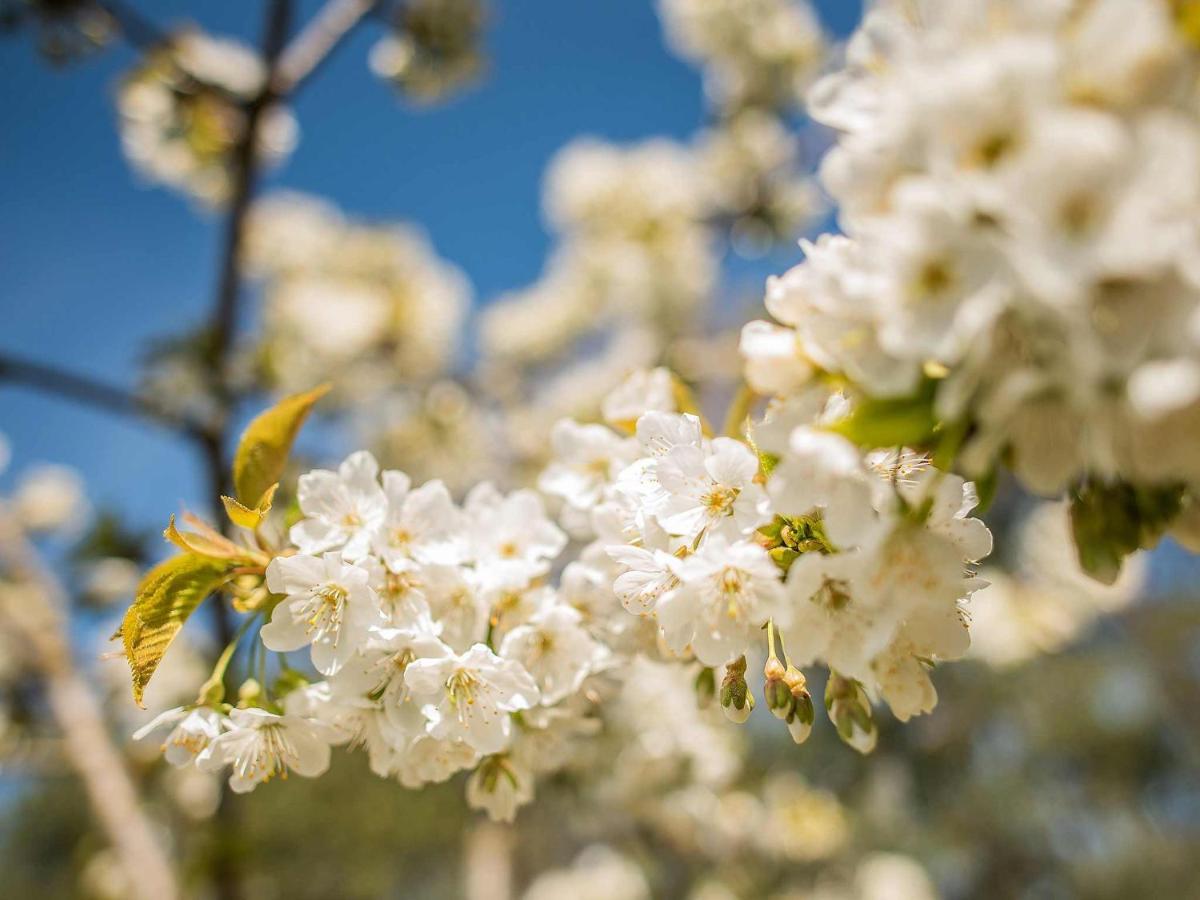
[236,723,298,785]
[702,485,739,517]
[719,567,747,619]
[307,583,348,639]
[447,669,480,708]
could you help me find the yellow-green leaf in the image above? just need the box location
[233,384,329,509]
[221,482,279,531]
[118,554,234,707]
[165,514,263,563]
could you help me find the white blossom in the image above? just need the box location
[404,643,540,754]
[262,552,382,676]
[132,706,227,768]
[290,451,388,561]
[658,536,786,666]
[197,708,336,793]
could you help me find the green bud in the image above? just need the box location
[768,546,801,571]
[236,678,264,708]
[720,656,753,723]
[763,657,792,719]
[825,673,878,755]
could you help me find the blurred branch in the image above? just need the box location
[0,515,179,900]
[0,351,211,440]
[274,0,378,96]
[200,4,293,899]
[464,820,514,900]
[95,0,169,51]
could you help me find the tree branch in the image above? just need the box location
[0,351,211,440]
[200,5,293,898]
[95,0,170,52]
[274,0,379,97]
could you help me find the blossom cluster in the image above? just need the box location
[369,0,486,105]
[244,192,470,399]
[138,451,612,821]
[742,0,1200,511]
[480,139,718,368]
[133,366,992,818]
[116,29,297,205]
[540,370,993,737]
[657,0,825,115]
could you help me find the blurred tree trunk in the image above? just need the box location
[464,820,515,900]
[0,516,178,900]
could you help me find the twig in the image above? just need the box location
[274,0,379,97]
[0,515,179,900]
[95,0,170,52]
[0,351,212,440]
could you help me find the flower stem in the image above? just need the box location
[199,614,257,705]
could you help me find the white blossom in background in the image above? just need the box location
[657,0,826,114]
[481,138,718,373]
[245,192,470,400]
[11,463,87,534]
[116,29,296,204]
[744,0,1200,506]
[522,846,651,900]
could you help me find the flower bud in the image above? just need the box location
[763,657,793,720]
[783,665,814,744]
[236,678,264,708]
[720,656,754,724]
[825,673,877,755]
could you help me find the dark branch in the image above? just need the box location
[95,0,169,52]
[0,351,210,440]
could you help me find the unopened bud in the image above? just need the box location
[764,657,793,719]
[236,678,264,708]
[825,673,877,755]
[783,665,814,744]
[720,656,754,723]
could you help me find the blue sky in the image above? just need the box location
[0,0,862,530]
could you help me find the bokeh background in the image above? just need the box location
[3,2,1200,899]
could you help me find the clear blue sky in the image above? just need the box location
[0,0,862,531]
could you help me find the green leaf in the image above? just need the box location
[829,379,939,450]
[117,554,234,707]
[1069,480,1184,585]
[232,385,330,509]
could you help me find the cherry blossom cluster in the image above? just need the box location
[539,370,993,745]
[244,192,470,400]
[657,0,825,115]
[116,29,297,205]
[137,451,612,821]
[742,0,1200,506]
[368,0,486,105]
